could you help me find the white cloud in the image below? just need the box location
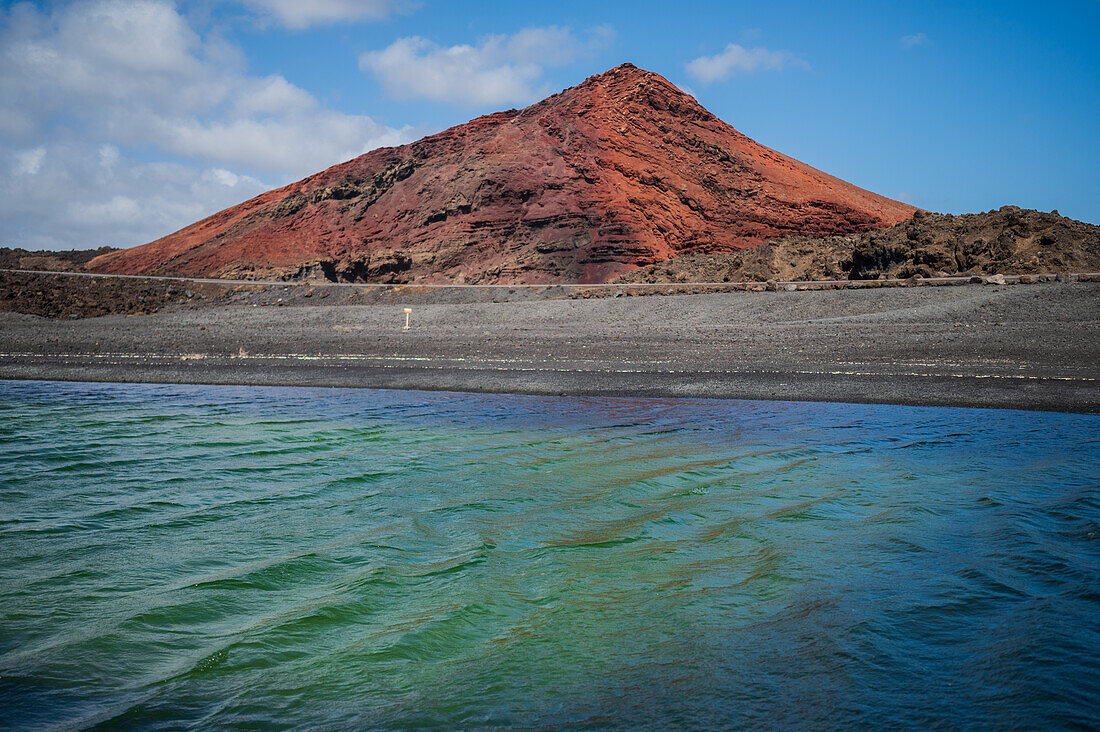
[0,0,416,249]
[14,146,45,175]
[144,109,410,174]
[211,168,240,187]
[361,25,616,106]
[233,75,316,116]
[1,0,412,176]
[98,143,119,170]
[241,0,412,29]
[685,43,808,84]
[0,141,271,249]
[900,33,930,49]
[68,195,144,228]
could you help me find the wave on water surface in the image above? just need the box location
[0,380,1097,729]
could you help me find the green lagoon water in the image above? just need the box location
[1,380,1098,729]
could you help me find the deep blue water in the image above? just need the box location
[1,380,1098,729]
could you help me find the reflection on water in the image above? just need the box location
[0,381,1097,729]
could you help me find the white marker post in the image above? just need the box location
[403,307,412,330]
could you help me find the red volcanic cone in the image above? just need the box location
[89,63,916,284]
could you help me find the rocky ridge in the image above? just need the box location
[614,207,1100,284]
[0,246,117,273]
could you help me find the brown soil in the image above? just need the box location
[615,207,1100,283]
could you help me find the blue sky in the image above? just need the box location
[2,0,1098,249]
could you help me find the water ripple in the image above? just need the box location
[0,380,1097,729]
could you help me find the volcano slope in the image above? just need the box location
[87,63,915,284]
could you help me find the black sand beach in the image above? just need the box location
[1,279,1097,412]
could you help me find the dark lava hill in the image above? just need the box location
[614,206,1100,284]
[88,63,916,284]
[0,246,117,273]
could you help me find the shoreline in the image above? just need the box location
[2,283,1097,414]
[1,361,1096,414]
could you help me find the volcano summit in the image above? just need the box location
[89,63,916,284]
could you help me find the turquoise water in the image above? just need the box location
[1,380,1098,729]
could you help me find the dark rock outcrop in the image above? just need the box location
[845,206,1099,279]
[615,206,1100,283]
[0,246,117,273]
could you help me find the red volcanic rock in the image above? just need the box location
[89,63,917,284]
